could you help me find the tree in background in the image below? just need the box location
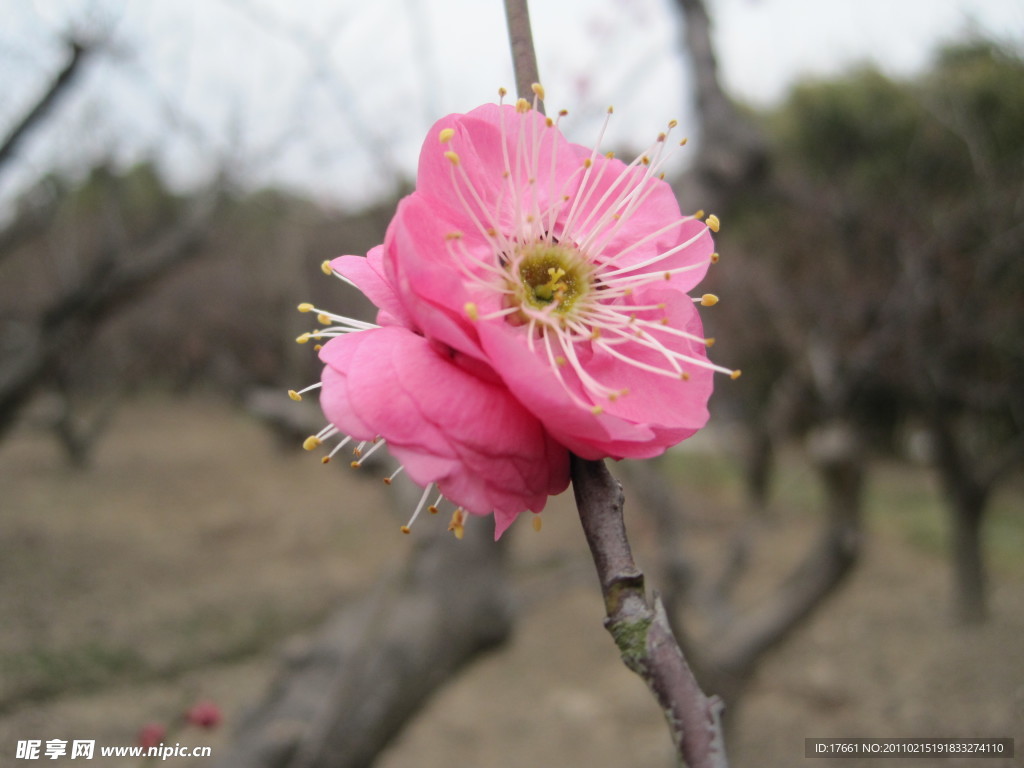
[715,39,1024,625]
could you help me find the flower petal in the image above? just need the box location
[319,326,570,537]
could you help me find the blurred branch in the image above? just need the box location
[672,0,767,209]
[503,0,541,104]
[706,422,863,699]
[0,36,96,180]
[214,493,512,768]
[572,456,729,768]
[0,188,225,441]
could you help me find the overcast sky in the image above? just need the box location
[2,0,1021,210]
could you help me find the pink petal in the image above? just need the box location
[318,326,569,537]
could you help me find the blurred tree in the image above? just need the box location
[718,39,1024,624]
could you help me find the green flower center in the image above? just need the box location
[514,244,591,316]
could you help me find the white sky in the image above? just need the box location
[1,0,1021,210]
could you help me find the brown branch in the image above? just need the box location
[572,456,728,768]
[0,191,223,441]
[672,0,767,209]
[503,0,542,105]
[0,36,94,178]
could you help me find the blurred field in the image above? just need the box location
[0,395,1021,768]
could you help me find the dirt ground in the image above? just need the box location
[1,396,1021,768]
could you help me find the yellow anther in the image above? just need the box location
[296,333,311,344]
[693,209,705,220]
[400,525,411,535]
[445,231,463,240]
[701,293,719,307]
[657,132,667,142]
[321,260,333,275]
[382,477,392,485]
[350,460,360,468]
[486,227,497,236]
[583,158,592,168]
[680,137,688,146]
[532,515,543,532]
[288,389,302,402]
[313,344,323,351]
[546,117,553,127]
[705,337,716,347]
[660,317,670,325]
[515,98,530,113]
[317,313,332,325]
[438,128,455,143]
[428,505,439,515]
[303,436,321,451]
[607,105,614,114]
[668,119,678,129]
[559,109,568,117]
[555,355,567,366]
[465,302,479,321]
[591,405,604,416]
[664,272,672,281]
[297,302,315,313]
[710,252,720,264]
[531,82,545,100]
[444,150,460,165]
[730,369,743,380]
[590,328,602,340]
[706,214,721,233]
[498,87,507,98]
[682,372,691,381]
[448,508,467,540]
[641,155,651,166]
[605,151,615,159]
[321,456,331,464]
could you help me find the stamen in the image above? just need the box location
[350,438,387,468]
[428,491,444,514]
[287,381,322,402]
[323,435,353,463]
[448,508,467,539]
[401,483,435,533]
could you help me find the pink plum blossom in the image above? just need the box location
[379,90,735,459]
[184,700,222,729]
[292,87,734,537]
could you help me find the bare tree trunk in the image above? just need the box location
[928,415,990,625]
[672,0,767,211]
[948,492,987,625]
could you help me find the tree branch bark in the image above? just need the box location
[503,0,541,106]
[0,36,94,178]
[572,455,728,768]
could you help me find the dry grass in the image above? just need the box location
[0,396,1021,767]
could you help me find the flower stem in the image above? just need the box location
[502,0,541,105]
[570,455,730,768]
